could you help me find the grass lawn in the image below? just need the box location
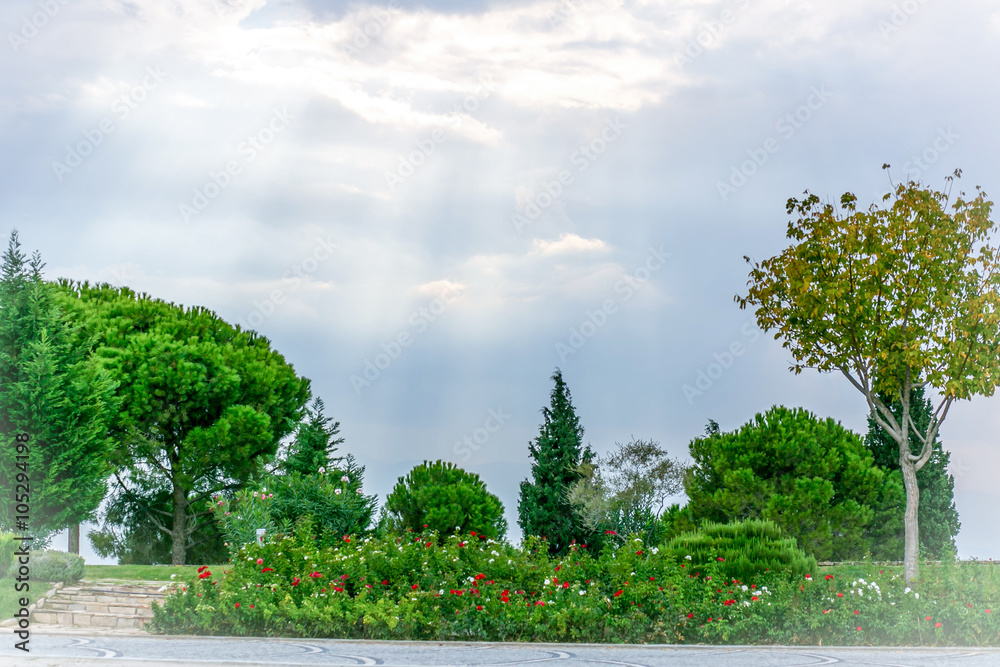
[0,579,54,619]
[85,564,218,581]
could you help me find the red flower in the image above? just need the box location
[309,571,322,579]
[334,586,344,592]
[411,584,419,590]
[197,566,208,573]
[636,550,643,555]
[825,575,834,580]
[422,524,428,528]
[426,542,433,547]
[926,616,932,621]
[837,593,844,598]
[343,536,351,543]
[604,530,617,535]
[649,577,655,581]
[235,602,240,608]
[935,622,943,628]
[854,610,860,615]
[751,596,759,601]
[470,531,477,536]
[856,627,862,631]
[987,610,993,614]
[292,577,301,586]
[261,568,274,573]
[722,599,735,606]
[562,582,569,588]
[249,604,254,609]
[686,613,694,619]
[476,605,483,610]
[614,590,623,598]
[382,580,389,585]
[717,557,725,562]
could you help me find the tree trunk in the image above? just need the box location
[67,523,79,554]
[901,456,920,584]
[171,483,188,566]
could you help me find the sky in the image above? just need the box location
[3,0,1000,561]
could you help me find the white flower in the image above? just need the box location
[579,590,585,595]
[914,593,919,599]
[170,574,177,580]
[544,579,551,586]
[341,475,350,483]
[319,467,326,474]
[651,547,659,555]
[335,488,342,495]
[685,555,692,560]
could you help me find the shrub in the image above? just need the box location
[0,532,16,577]
[22,550,85,582]
[385,461,507,539]
[663,519,817,582]
[684,407,885,560]
[212,457,377,559]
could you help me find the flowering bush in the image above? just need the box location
[149,531,1000,645]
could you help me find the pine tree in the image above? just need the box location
[0,231,118,545]
[518,369,593,555]
[282,397,344,476]
[864,385,960,559]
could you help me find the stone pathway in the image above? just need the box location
[28,580,175,634]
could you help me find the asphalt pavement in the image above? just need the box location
[3,634,1000,667]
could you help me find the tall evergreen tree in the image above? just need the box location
[518,369,593,555]
[0,231,118,545]
[282,397,344,476]
[864,385,960,559]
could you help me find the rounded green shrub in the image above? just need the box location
[20,550,86,582]
[385,460,507,539]
[663,518,817,582]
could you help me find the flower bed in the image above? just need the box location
[149,531,1000,645]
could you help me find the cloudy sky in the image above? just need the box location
[4,0,1000,560]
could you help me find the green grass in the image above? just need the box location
[0,579,54,619]
[84,564,217,581]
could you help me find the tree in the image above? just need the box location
[518,369,594,554]
[864,385,960,559]
[684,407,886,561]
[568,437,686,542]
[384,460,507,539]
[0,231,118,546]
[282,397,344,476]
[737,170,1000,581]
[55,281,311,564]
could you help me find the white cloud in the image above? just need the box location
[531,233,608,256]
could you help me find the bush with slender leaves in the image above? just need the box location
[18,550,85,582]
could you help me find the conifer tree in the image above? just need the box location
[0,231,118,545]
[865,385,960,559]
[518,369,593,555]
[282,397,344,476]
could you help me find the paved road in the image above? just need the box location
[3,635,1000,667]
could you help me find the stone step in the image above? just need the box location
[32,610,147,629]
[50,592,164,605]
[42,600,155,617]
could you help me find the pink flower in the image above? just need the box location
[256,558,263,565]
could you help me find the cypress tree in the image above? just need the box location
[282,397,344,476]
[0,231,118,545]
[864,385,960,559]
[518,369,593,555]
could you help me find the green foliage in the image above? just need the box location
[20,549,85,582]
[684,407,885,560]
[88,479,227,565]
[864,386,960,559]
[150,529,1000,646]
[663,519,817,582]
[213,459,377,559]
[0,231,119,543]
[568,438,686,543]
[385,460,506,540]
[518,369,594,554]
[282,397,344,477]
[0,532,16,576]
[55,280,311,564]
